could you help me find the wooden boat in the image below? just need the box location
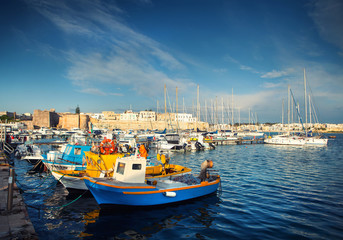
[50,151,125,191]
[43,144,91,171]
[51,142,188,192]
[84,154,220,207]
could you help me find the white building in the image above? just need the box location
[120,110,138,121]
[91,113,104,120]
[327,124,343,132]
[138,111,156,121]
[174,113,196,123]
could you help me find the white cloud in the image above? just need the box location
[261,70,287,78]
[224,55,260,74]
[79,88,106,96]
[261,68,295,79]
[66,51,191,96]
[26,0,190,96]
[262,82,284,89]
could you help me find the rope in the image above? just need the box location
[47,179,98,210]
[19,173,90,212]
[48,190,88,210]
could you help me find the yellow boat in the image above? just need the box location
[51,147,191,192]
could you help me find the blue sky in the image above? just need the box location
[1,0,342,123]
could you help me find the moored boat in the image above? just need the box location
[43,144,92,171]
[84,154,220,207]
[50,141,173,192]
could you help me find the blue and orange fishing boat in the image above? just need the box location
[83,153,221,206]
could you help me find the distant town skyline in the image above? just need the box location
[1,0,342,123]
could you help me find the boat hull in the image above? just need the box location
[84,177,220,206]
[51,171,88,191]
[43,160,85,171]
[265,136,328,145]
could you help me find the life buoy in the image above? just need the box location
[100,139,115,155]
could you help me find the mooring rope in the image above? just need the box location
[45,179,98,210]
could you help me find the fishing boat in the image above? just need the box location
[84,153,220,207]
[50,142,154,192]
[43,144,91,171]
[50,151,125,191]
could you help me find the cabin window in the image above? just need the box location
[74,147,82,155]
[65,146,72,155]
[116,162,125,175]
[132,164,141,170]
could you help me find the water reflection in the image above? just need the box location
[81,193,221,239]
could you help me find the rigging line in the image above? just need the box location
[165,87,175,131]
[290,89,305,133]
[306,81,321,123]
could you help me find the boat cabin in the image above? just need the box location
[113,155,147,183]
[60,144,91,164]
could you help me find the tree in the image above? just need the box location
[0,115,13,122]
[76,105,80,114]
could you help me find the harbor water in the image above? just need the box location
[14,134,343,239]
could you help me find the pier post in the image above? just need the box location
[7,168,14,211]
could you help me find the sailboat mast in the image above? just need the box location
[205,100,207,124]
[309,94,312,129]
[221,97,224,127]
[164,84,167,129]
[304,68,307,135]
[288,85,290,134]
[232,88,234,129]
[216,96,218,129]
[282,99,284,126]
[176,87,178,133]
[164,84,167,115]
[196,84,200,128]
[198,85,200,121]
[211,99,214,126]
[238,107,240,127]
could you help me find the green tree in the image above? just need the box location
[0,115,13,122]
[76,105,80,114]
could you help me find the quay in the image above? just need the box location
[236,138,265,145]
[0,151,37,240]
[205,138,265,145]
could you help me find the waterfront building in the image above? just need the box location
[120,110,138,121]
[138,111,156,121]
[90,113,104,120]
[102,111,117,120]
[327,124,343,132]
